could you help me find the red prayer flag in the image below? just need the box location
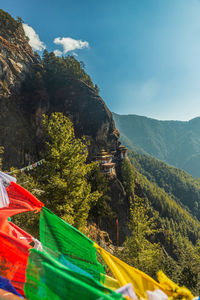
[0,182,43,296]
[0,231,32,295]
[0,182,44,232]
[8,222,33,245]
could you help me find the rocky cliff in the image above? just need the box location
[0,10,37,97]
[0,10,119,169]
[0,10,41,168]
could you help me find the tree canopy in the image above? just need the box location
[35,112,101,229]
[42,50,99,92]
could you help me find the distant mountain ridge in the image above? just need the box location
[113,113,200,177]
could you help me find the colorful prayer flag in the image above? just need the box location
[39,207,105,281]
[24,248,124,300]
[0,231,31,295]
[94,243,163,299]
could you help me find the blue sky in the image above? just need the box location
[2,0,200,120]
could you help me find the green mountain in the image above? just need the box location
[118,151,200,291]
[2,9,200,293]
[130,151,200,220]
[113,113,200,177]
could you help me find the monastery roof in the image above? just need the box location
[118,145,127,150]
[96,155,112,159]
[102,163,115,167]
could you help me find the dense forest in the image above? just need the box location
[4,112,200,294]
[23,49,100,98]
[118,154,200,293]
[113,112,200,178]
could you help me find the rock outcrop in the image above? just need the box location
[43,80,119,159]
[0,10,119,168]
[0,10,37,97]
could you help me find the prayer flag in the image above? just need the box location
[94,243,164,299]
[0,182,44,226]
[0,231,31,295]
[39,207,105,281]
[24,248,124,300]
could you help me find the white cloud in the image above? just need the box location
[23,23,46,51]
[53,49,63,56]
[53,37,89,55]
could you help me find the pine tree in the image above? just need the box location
[36,112,101,229]
[87,165,114,226]
[119,158,161,278]
[118,196,161,278]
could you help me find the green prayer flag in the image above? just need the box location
[24,248,124,299]
[40,207,105,281]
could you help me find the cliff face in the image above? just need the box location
[0,10,37,97]
[0,10,40,168]
[0,10,119,168]
[44,80,119,159]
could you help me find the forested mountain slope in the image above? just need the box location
[118,152,200,292]
[113,112,200,177]
[129,151,200,219]
[2,9,200,294]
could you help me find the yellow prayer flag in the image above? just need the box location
[94,243,163,299]
[102,274,120,291]
[157,271,194,300]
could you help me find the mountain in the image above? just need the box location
[2,9,200,292]
[0,10,119,170]
[129,151,200,220]
[113,112,200,177]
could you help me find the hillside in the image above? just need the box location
[2,9,200,293]
[113,112,200,177]
[117,152,200,291]
[129,151,200,220]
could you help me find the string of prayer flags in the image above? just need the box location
[7,159,45,175]
[19,159,45,173]
[0,177,195,299]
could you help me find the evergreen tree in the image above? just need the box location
[88,165,115,226]
[119,157,162,278]
[118,196,161,278]
[42,50,96,90]
[36,112,101,229]
[94,84,100,95]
